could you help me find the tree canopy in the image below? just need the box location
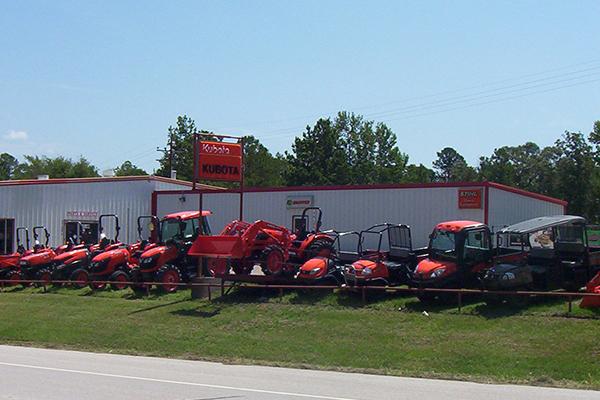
[2,113,600,220]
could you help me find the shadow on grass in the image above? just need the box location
[129,299,189,315]
[171,305,222,318]
[214,286,285,305]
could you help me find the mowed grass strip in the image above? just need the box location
[0,287,599,389]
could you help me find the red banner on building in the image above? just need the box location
[198,141,242,182]
[458,188,482,209]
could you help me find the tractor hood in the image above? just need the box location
[92,248,129,263]
[54,248,88,263]
[300,257,328,272]
[140,245,168,259]
[298,257,330,278]
[414,258,457,279]
[20,249,55,265]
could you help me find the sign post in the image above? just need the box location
[192,133,244,294]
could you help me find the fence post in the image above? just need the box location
[220,279,225,297]
[361,286,366,306]
[457,291,462,313]
[207,284,212,301]
[146,284,150,296]
[568,295,572,314]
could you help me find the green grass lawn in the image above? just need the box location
[0,285,599,389]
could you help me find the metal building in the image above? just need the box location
[153,181,566,247]
[0,176,219,253]
[0,178,566,254]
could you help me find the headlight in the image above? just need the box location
[502,272,516,280]
[430,268,446,278]
[362,267,372,276]
[308,267,321,275]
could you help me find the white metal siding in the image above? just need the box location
[157,187,486,247]
[0,179,190,249]
[487,187,564,232]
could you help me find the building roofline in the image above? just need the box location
[154,181,567,207]
[0,175,223,190]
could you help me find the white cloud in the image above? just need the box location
[4,130,29,141]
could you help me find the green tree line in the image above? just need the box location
[2,114,599,219]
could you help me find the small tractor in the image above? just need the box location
[53,215,123,288]
[0,227,30,286]
[130,210,212,293]
[19,226,56,286]
[191,207,335,278]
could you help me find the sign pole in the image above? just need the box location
[195,133,204,278]
[239,136,244,221]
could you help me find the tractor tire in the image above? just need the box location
[90,280,107,290]
[4,270,21,287]
[70,269,89,289]
[109,270,129,291]
[129,267,149,295]
[207,259,228,277]
[156,265,181,293]
[304,239,336,261]
[260,246,285,276]
[231,260,254,275]
[35,269,52,287]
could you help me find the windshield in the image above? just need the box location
[161,217,211,242]
[430,229,457,259]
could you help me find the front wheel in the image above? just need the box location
[109,270,129,290]
[35,269,52,287]
[70,269,89,289]
[156,265,181,293]
[4,270,21,287]
[260,246,285,276]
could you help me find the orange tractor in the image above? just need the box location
[0,227,30,286]
[130,210,212,294]
[190,207,335,278]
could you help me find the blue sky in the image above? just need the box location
[1,1,599,174]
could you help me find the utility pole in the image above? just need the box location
[156,132,175,177]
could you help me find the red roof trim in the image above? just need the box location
[487,182,567,207]
[152,181,566,207]
[155,181,487,195]
[0,175,222,190]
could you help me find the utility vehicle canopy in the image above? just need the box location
[499,215,586,235]
[435,220,485,232]
[163,210,212,220]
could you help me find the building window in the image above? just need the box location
[0,218,15,255]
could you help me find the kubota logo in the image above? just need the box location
[202,164,240,176]
[201,143,230,155]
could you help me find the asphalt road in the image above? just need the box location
[0,345,597,400]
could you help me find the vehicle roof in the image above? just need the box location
[499,215,586,234]
[435,220,485,232]
[163,210,212,220]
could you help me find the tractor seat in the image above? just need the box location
[388,247,413,261]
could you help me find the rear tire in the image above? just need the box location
[156,265,181,293]
[70,269,89,289]
[304,239,335,261]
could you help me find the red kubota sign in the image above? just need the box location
[198,141,242,182]
[458,188,483,209]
